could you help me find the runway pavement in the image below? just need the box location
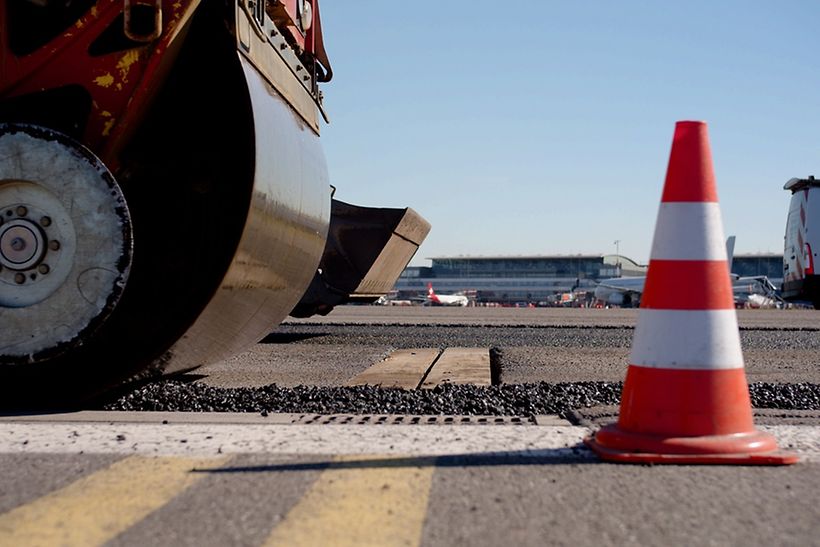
[1,307,819,546]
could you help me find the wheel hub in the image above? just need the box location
[0,124,132,363]
[0,181,78,308]
[0,218,45,270]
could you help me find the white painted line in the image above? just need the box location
[0,411,297,425]
[0,423,592,458]
[0,423,816,461]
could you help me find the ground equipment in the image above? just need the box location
[782,176,820,309]
[0,0,428,403]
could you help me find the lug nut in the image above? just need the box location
[14,273,25,284]
[29,273,36,281]
[15,206,27,217]
[38,264,50,274]
[49,240,60,251]
[40,216,52,227]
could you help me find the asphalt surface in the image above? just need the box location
[3,306,820,546]
[0,422,817,546]
[193,307,820,389]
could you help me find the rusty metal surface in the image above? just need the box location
[0,0,201,163]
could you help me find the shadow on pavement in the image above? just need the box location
[194,447,596,473]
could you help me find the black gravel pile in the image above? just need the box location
[101,380,820,417]
[750,382,820,409]
[103,381,621,416]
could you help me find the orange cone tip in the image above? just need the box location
[584,121,798,465]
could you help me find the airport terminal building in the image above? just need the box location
[394,253,783,305]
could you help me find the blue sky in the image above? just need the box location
[319,2,819,265]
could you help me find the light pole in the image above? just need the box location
[613,240,621,276]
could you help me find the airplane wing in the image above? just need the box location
[595,277,646,294]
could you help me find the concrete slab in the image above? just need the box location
[421,348,491,388]
[347,348,440,389]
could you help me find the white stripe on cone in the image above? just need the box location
[649,203,728,261]
[630,309,744,370]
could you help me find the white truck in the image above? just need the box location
[782,176,820,308]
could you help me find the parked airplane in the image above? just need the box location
[593,237,780,307]
[592,276,645,307]
[427,283,469,306]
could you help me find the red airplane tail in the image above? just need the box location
[427,283,441,304]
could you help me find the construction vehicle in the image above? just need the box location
[0,0,429,403]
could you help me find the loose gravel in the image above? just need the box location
[269,325,820,350]
[102,381,820,418]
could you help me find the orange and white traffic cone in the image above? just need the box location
[585,121,797,464]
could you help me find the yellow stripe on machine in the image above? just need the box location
[264,455,434,547]
[0,455,226,546]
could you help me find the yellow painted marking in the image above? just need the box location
[94,73,115,88]
[421,347,491,388]
[0,455,226,546]
[347,349,440,389]
[116,50,141,82]
[102,117,116,137]
[264,456,434,547]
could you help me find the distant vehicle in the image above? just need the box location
[733,277,782,309]
[375,296,413,306]
[782,177,820,309]
[540,292,578,307]
[593,237,780,308]
[426,283,469,306]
